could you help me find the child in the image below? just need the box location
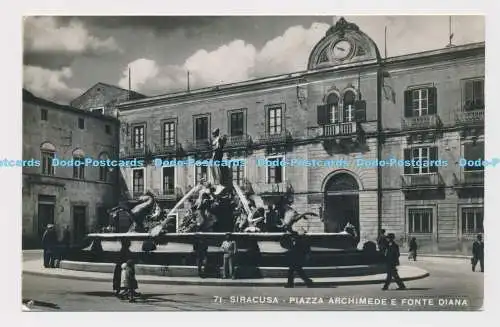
[220,233,237,279]
[408,237,418,261]
[120,259,139,302]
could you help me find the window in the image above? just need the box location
[404,147,438,175]
[163,121,176,147]
[132,125,145,149]
[231,161,245,186]
[464,142,484,172]
[267,105,282,135]
[41,151,55,176]
[463,78,484,111]
[98,153,110,182]
[404,87,437,117]
[461,207,483,235]
[195,165,208,184]
[105,124,111,135]
[229,111,245,136]
[78,118,85,129]
[41,109,48,121]
[40,142,56,176]
[326,93,340,123]
[194,116,209,140]
[408,208,433,234]
[162,167,175,195]
[132,169,145,196]
[267,156,284,184]
[343,91,356,122]
[72,149,85,180]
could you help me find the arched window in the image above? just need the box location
[325,173,359,193]
[343,90,356,122]
[40,142,56,176]
[326,92,340,123]
[72,149,85,180]
[98,152,110,182]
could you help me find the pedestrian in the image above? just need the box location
[377,229,388,253]
[382,233,406,290]
[220,233,237,279]
[408,237,418,261]
[120,260,138,302]
[41,224,58,268]
[471,234,484,272]
[194,238,208,278]
[60,225,71,260]
[113,239,131,296]
[284,231,313,288]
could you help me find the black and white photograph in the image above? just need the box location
[19,13,486,312]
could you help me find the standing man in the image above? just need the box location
[284,231,313,288]
[194,238,209,278]
[472,234,484,272]
[41,224,58,268]
[382,233,406,290]
[220,233,237,279]
[377,229,388,253]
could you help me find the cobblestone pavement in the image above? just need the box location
[22,253,483,311]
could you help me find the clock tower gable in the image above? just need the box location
[308,17,380,70]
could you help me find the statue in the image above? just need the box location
[210,128,227,186]
[108,190,162,233]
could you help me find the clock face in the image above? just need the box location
[332,40,353,60]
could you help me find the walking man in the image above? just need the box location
[472,234,484,272]
[194,238,209,278]
[382,233,406,290]
[377,229,388,253]
[284,231,313,288]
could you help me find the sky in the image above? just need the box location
[22,15,485,105]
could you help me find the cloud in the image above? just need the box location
[118,23,329,94]
[23,66,84,104]
[24,16,122,68]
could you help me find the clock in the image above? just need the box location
[332,40,353,60]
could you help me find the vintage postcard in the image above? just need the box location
[21,15,484,311]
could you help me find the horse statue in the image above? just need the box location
[108,190,162,233]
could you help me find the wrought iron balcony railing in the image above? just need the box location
[402,114,441,130]
[455,110,484,125]
[152,142,182,156]
[256,130,292,145]
[226,134,252,148]
[255,182,293,195]
[401,172,444,190]
[157,187,183,201]
[120,146,151,159]
[453,170,484,188]
[322,121,358,137]
[185,139,211,153]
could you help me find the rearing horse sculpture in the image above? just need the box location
[109,190,161,233]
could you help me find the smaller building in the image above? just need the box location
[22,90,120,248]
[70,82,145,117]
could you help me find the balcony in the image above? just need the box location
[152,143,182,156]
[401,173,444,190]
[255,182,293,197]
[453,170,484,188]
[120,146,150,159]
[256,130,292,145]
[402,114,441,130]
[321,122,359,138]
[157,187,183,201]
[184,139,211,153]
[455,110,484,125]
[226,134,252,148]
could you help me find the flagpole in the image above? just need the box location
[187,71,190,92]
[128,66,131,100]
[384,26,388,59]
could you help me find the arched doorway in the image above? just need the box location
[323,172,360,233]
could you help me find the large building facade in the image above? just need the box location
[22,90,120,247]
[105,18,483,254]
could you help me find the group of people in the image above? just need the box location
[112,241,141,302]
[41,224,71,268]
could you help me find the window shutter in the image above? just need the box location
[429,147,438,173]
[403,149,411,175]
[354,100,366,122]
[428,87,437,115]
[317,104,329,125]
[404,90,413,117]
